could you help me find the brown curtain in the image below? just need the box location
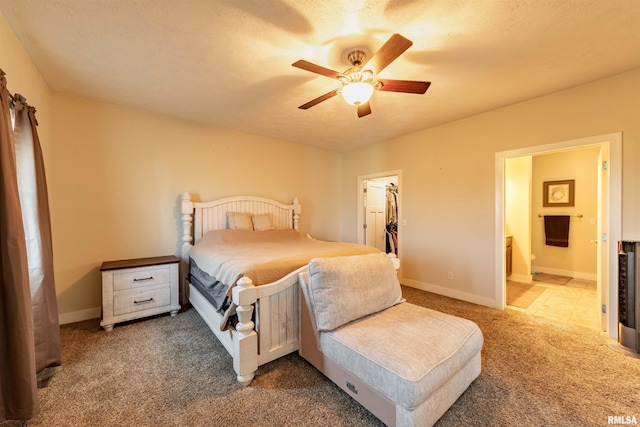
[0,69,61,421]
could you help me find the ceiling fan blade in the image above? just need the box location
[298,89,339,110]
[292,60,342,79]
[365,33,413,75]
[357,102,372,118]
[378,79,431,94]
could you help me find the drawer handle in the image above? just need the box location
[134,298,154,304]
[133,276,154,282]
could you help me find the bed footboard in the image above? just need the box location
[232,277,258,385]
[255,267,302,365]
[188,278,260,386]
[188,271,302,386]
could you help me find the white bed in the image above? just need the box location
[180,192,380,385]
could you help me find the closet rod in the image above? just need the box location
[538,214,583,218]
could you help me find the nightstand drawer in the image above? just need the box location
[100,255,180,331]
[113,265,172,291]
[113,285,171,316]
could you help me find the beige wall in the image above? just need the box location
[532,147,600,279]
[50,94,343,319]
[341,68,640,306]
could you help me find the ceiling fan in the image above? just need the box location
[292,33,430,118]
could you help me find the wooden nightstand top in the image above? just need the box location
[100,255,180,271]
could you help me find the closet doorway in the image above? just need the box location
[357,171,401,258]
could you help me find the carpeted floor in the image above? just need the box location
[4,286,639,427]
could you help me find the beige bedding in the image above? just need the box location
[189,229,380,288]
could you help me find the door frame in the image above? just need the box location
[364,180,387,251]
[495,132,621,339]
[357,169,402,248]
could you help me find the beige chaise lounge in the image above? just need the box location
[298,253,484,427]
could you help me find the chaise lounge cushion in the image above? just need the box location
[320,302,484,410]
[307,253,403,332]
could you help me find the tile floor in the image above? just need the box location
[507,277,601,330]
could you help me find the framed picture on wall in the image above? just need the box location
[543,179,575,207]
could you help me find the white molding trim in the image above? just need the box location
[402,278,498,309]
[495,132,622,339]
[59,307,101,325]
[356,170,402,245]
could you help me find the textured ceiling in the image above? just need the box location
[1,0,639,151]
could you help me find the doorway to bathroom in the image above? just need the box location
[505,147,601,330]
[495,133,621,339]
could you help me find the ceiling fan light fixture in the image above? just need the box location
[340,81,374,106]
[292,34,429,117]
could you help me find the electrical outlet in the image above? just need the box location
[447,271,454,280]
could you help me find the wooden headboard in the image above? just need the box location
[180,192,301,261]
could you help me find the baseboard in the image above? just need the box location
[58,307,101,325]
[401,278,497,309]
[531,267,597,282]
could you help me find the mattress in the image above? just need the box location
[188,258,231,314]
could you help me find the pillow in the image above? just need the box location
[226,212,253,230]
[307,253,403,332]
[252,213,273,231]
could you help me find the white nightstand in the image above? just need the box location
[100,255,181,331]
